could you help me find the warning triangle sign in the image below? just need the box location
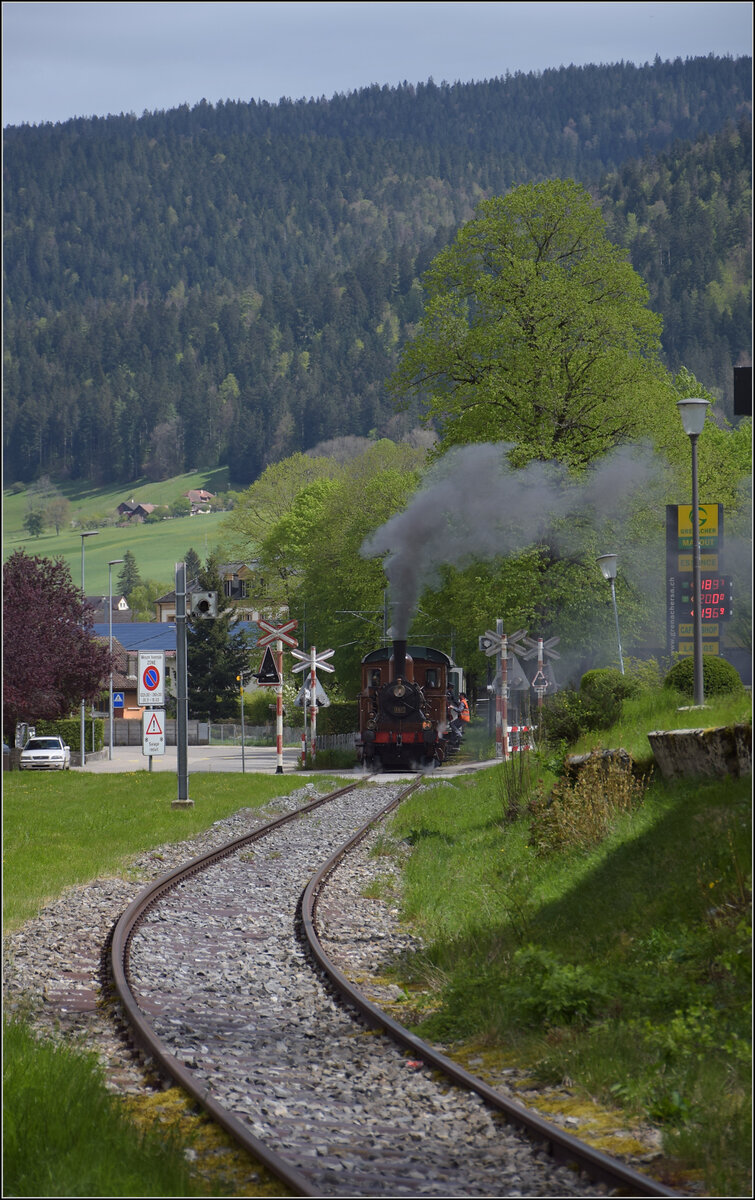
[145,712,163,735]
[256,645,282,686]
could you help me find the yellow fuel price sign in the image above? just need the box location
[677,504,720,550]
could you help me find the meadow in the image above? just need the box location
[3,468,236,594]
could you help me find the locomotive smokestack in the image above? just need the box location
[393,638,407,680]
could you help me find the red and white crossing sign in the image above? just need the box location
[142,709,166,756]
[256,618,298,648]
[291,647,335,674]
[138,652,165,706]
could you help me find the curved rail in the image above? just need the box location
[111,780,368,1197]
[300,788,679,1199]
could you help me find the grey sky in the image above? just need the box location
[2,1,752,128]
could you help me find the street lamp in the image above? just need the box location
[108,559,124,761]
[80,530,99,766]
[596,554,625,675]
[677,397,710,706]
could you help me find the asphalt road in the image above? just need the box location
[81,744,313,774]
[77,745,496,778]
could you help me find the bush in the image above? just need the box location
[529,753,647,856]
[539,688,593,746]
[663,656,743,698]
[36,717,103,753]
[316,701,358,735]
[579,667,638,727]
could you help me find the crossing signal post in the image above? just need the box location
[256,619,298,773]
[479,626,527,759]
[291,646,335,767]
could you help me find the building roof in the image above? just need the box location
[93,620,261,650]
[93,623,178,651]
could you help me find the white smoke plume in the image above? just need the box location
[361,442,668,638]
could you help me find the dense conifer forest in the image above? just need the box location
[3,55,751,486]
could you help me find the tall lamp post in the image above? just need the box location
[79,530,99,766]
[596,554,624,675]
[677,398,710,706]
[107,558,124,761]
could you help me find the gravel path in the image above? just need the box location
[123,782,603,1197]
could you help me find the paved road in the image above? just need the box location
[80,744,308,774]
[78,745,496,778]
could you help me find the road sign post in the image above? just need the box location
[172,562,193,807]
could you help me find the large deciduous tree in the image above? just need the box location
[392,180,668,467]
[3,550,112,738]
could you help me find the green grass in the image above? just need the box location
[381,701,752,1196]
[3,771,341,1197]
[569,686,752,763]
[3,469,235,594]
[4,1019,211,1198]
[2,772,327,930]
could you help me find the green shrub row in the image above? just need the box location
[540,658,744,749]
[35,717,104,753]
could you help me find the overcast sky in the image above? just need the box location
[2,1,752,129]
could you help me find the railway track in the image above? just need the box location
[111,776,678,1197]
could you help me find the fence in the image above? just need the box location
[107,721,354,748]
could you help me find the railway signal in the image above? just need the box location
[478,625,529,759]
[523,635,560,710]
[256,618,299,648]
[291,646,335,765]
[255,619,298,773]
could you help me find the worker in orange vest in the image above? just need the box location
[459,693,470,724]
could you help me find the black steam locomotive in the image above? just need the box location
[356,639,464,770]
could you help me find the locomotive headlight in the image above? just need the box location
[422,720,433,730]
[393,683,406,697]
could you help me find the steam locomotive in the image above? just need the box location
[356,639,465,770]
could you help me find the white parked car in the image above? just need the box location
[20,736,71,771]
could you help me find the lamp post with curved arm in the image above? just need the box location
[596,554,624,675]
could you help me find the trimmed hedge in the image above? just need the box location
[663,656,743,697]
[35,717,104,752]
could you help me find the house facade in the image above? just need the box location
[155,563,261,621]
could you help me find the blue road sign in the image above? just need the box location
[113,692,124,708]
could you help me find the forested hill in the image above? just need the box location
[3,55,751,487]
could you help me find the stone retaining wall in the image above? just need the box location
[647,723,751,781]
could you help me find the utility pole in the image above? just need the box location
[173,561,193,807]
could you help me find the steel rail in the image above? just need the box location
[111,779,369,1198]
[300,781,680,1200]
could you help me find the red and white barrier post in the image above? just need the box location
[275,639,284,774]
[309,647,317,768]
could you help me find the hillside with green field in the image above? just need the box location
[3,469,237,596]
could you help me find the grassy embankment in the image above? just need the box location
[3,772,337,1197]
[3,469,232,594]
[3,691,751,1195]
[375,687,751,1196]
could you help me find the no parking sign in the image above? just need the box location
[138,652,165,706]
